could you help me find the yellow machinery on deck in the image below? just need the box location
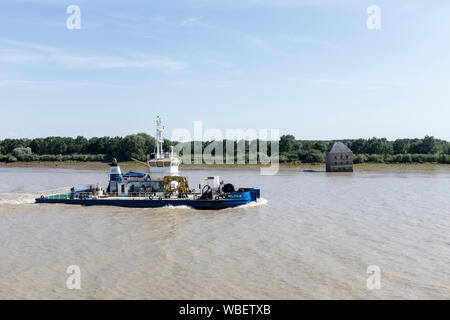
[163,176,189,195]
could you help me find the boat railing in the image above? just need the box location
[68,191,202,200]
[38,184,101,200]
[38,187,74,199]
[39,189,203,200]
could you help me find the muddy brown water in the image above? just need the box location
[0,166,449,299]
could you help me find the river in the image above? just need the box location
[0,165,449,299]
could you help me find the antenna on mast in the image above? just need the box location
[156,116,164,159]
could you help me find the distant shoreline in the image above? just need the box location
[0,161,447,171]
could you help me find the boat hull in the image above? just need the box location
[35,198,252,210]
[35,189,260,210]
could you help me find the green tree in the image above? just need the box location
[366,137,392,154]
[74,136,88,154]
[312,141,327,152]
[393,139,410,154]
[121,134,148,160]
[421,135,437,154]
[279,135,301,154]
[280,135,295,153]
[409,136,437,154]
[30,138,46,154]
[350,139,367,154]
[12,147,32,157]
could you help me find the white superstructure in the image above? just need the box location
[147,116,181,181]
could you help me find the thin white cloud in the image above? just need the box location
[247,35,289,57]
[180,19,338,57]
[0,79,141,89]
[277,35,343,51]
[0,40,187,71]
[173,79,238,88]
[178,19,290,57]
[287,76,424,89]
[180,17,201,26]
[288,76,351,87]
[203,58,235,69]
[0,49,45,63]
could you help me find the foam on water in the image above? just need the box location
[153,198,268,211]
[0,192,38,205]
[158,205,193,211]
[244,197,268,208]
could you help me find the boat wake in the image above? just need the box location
[0,192,38,205]
[158,205,193,211]
[147,198,268,212]
[237,197,268,209]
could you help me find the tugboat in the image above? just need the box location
[35,117,260,210]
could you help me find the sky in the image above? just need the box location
[0,0,449,141]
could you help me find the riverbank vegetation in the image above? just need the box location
[0,134,449,164]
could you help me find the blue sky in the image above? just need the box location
[0,0,449,140]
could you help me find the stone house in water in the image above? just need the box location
[326,142,353,172]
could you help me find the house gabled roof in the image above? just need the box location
[327,142,352,153]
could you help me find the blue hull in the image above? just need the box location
[36,189,260,210]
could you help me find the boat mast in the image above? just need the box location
[156,116,164,159]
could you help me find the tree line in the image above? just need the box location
[278,135,450,164]
[0,134,449,164]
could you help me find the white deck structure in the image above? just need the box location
[148,116,181,181]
